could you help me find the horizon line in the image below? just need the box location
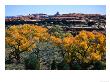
[5,12,106,17]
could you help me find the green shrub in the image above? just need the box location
[24,53,40,70]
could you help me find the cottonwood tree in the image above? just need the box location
[6,24,49,63]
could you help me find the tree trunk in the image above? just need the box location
[15,50,20,64]
[16,53,20,64]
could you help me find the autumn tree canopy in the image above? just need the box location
[5,24,49,63]
[50,30,106,66]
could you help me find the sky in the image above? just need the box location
[5,5,106,16]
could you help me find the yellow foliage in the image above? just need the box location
[86,31,95,40]
[75,30,88,41]
[6,24,49,52]
[95,32,105,44]
[63,36,75,46]
[80,41,88,49]
[50,36,62,46]
[49,30,105,63]
[90,52,101,61]
[61,30,105,63]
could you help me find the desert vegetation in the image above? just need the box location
[5,24,106,70]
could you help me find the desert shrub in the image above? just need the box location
[24,53,40,70]
[5,64,25,70]
[57,60,70,70]
[32,41,63,70]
